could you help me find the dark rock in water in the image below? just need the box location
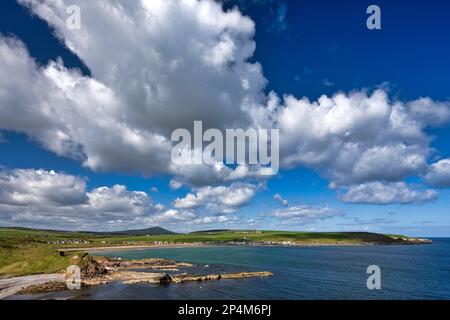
[159,274,172,284]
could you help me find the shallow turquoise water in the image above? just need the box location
[11,239,450,300]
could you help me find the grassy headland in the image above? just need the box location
[0,227,428,277]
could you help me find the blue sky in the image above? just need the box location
[0,0,450,236]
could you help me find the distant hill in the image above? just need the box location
[100,227,176,236]
[0,226,176,236]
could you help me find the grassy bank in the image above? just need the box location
[0,228,83,277]
[0,227,413,277]
[0,245,71,277]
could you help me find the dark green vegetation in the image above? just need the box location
[96,226,175,236]
[0,227,416,277]
[1,226,174,236]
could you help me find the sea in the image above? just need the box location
[9,238,450,300]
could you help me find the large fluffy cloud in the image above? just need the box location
[87,185,150,216]
[0,36,172,175]
[1,0,268,184]
[173,182,256,213]
[17,0,265,134]
[260,90,450,187]
[338,182,438,205]
[0,169,177,230]
[0,169,88,207]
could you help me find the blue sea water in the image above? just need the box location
[11,239,450,300]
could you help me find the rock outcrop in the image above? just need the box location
[103,257,193,270]
[82,270,273,286]
[79,255,108,278]
[3,255,273,298]
[171,272,273,283]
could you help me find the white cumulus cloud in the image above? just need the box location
[0,169,88,207]
[173,182,256,213]
[271,205,344,225]
[0,169,183,231]
[262,89,449,187]
[339,182,438,205]
[425,159,450,188]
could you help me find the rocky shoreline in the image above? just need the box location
[1,254,273,299]
[79,255,273,286]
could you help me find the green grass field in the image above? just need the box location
[0,227,408,277]
[91,230,402,244]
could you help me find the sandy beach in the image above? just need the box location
[58,242,210,253]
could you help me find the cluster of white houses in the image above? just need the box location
[47,239,90,245]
